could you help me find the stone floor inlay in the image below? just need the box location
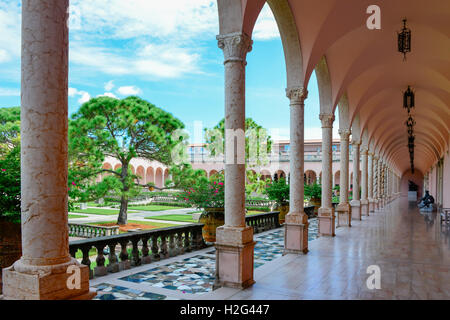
[93,283,167,300]
[93,218,320,300]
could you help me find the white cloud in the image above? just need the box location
[252,4,280,41]
[98,92,117,98]
[0,88,20,96]
[104,80,115,91]
[0,2,21,64]
[69,0,218,41]
[69,87,91,104]
[117,86,142,96]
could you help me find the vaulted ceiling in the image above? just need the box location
[218,0,450,175]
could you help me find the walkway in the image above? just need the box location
[89,198,449,300]
[210,197,449,300]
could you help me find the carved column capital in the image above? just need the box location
[351,139,360,147]
[217,32,252,64]
[338,129,351,140]
[319,113,335,128]
[361,148,369,156]
[286,87,308,105]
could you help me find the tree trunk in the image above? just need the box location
[117,161,129,225]
[117,195,128,225]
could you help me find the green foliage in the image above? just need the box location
[166,162,207,190]
[0,146,21,218]
[304,183,322,200]
[0,107,20,157]
[177,173,225,209]
[264,178,289,205]
[68,96,186,224]
[245,170,270,196]
[204,118,273,166]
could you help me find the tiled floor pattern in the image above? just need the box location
[93,218,319,300]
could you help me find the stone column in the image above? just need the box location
[214,32,255,289]
[350,140,361,220]
[368,152,374,212]
[360,148,369,216]
[2,0,94,300]
[318,114,335,236]
[373,155,379,210]
[284,88,309,254]
[336,129,351,227]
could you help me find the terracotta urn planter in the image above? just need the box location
[198,207,225,243]
[0,217,22,294]
[310,198,321,215]
[273,203,289,224]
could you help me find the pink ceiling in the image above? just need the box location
[238,0,450,174]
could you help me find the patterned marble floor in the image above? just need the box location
[92,218,319,300]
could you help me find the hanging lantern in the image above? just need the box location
[398,19,411,61]
[403,86,415,112]
[406,115,415,128]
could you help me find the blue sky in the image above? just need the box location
[0,1,337,143]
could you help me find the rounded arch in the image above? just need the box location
[305,170,317,185]
[155,168,163,189]
[136,166,145,185]
[209,169,219,178]
[163,168,170,187]
[146,167,154,185]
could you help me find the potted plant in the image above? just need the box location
[264,178,289,224]
[305,183,322,215]
[177,174,225,243]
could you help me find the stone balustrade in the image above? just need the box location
[245,211,281,234]
[69,223,206,278]
[69,223,120,238]
[245,199,274,208]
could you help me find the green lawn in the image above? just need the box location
[71,208,138,215]
[145,214,196,223]
[92,220,178,232]
[128,205,182,212]
[68,214,88,219]
[246,210,266,215]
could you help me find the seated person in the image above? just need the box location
[419,191,434,208]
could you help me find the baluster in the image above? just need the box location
[107,243,119,273]
[151,235,160,260]
[160,234,169,259]
[119,240,131,270]
[193,227,205,250]
[69,246,77,259]
[184,230,191,252]
[94,244,107,276]
[81,246,93,279]
[141,237,151,264]
[131,239,141,266]
[168,234,176,257]
[177,231,184,255]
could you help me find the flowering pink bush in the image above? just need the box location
[177,174,225,209]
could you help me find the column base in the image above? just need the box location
[361,199,369,216]
[350,200,361,220]
[318,207,335,236]
[283,212,308,254]
[369,199,375,212]
[336,203,351,227]
[2,257,95,300]
[214,226,255,290]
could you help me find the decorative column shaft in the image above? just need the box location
[336,129,351,227]
[284,88,309,254]
[360,148,369,216]
[350,140,361,220]
[3,0,94,300]
[318,114,335,236]
[214,32,255,289]
[368,152,374,212]
[373,156,379,210]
